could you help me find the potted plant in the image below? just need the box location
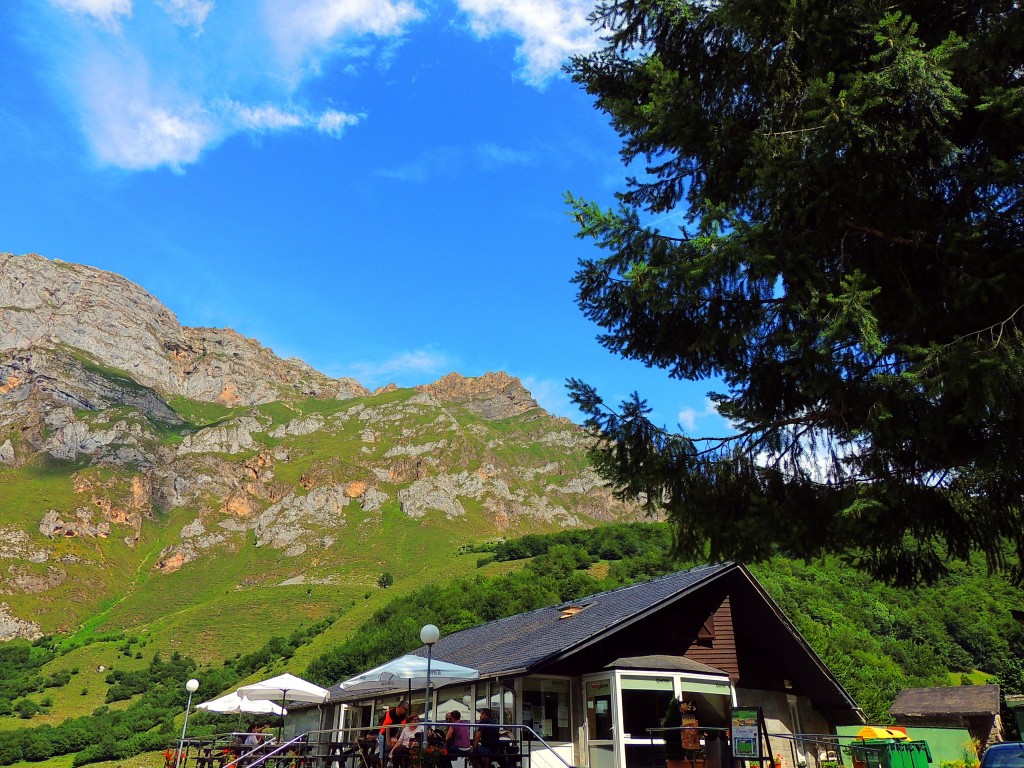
[663,698,687,768]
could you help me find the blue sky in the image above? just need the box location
[0,0,726,434]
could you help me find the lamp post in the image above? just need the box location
[175,678,200,768]
[420,624,440,723]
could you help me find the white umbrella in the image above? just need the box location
[236,673,330,705]
[235,673,330,740]
[196,692,287,716]
[339,655,479,693]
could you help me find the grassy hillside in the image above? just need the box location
[1,380,623,651]
[0,522,1021,768]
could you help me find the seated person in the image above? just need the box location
[440,710,472,768]
[471,709,503,768]
[390,713,424,768]
[244,725,265,748]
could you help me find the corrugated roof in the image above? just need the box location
[406,563,734,678]
[889,685,1001,717]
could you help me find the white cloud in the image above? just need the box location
[476,142,536,169]
[317,109,360,137]
[233,103,305,131]
[455,0,599,85]
[678,397,722,434]
[225,101,361,135]
[50,0,132,26]
[344,349,453,386]
[35,0,597,172]
[263,0,422,76]
[157,0,214,29]
[34,0,420,171]
[76,51,218,171]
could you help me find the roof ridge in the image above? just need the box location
[554,561,732,609]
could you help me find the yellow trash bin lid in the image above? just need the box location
[855,727,911,741]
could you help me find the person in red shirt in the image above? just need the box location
[378,701,410,762]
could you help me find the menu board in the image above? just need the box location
[731,707,762,760]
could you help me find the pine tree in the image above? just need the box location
[566,0,1024,584]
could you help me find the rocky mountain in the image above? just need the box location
[0,253,641,647]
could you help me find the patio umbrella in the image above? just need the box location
[235,673,329,740]
[339,654,479,694]
[196,692,287,716]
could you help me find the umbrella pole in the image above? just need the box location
[279,689,288,743]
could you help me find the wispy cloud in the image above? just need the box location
[262,0,422,78]
[157,0,213,29]
[50,0,132,27]
[32,0,600,171]
[342,348,453,387]
[455,0,600,85]
[225,100,361,136]
[476,142,536,170]
[36,0,420,170]
[374,146,464,182]
[523,376,577,420]
[678,397,724,434]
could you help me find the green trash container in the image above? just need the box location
[896,740,932,768]
[851,737,933,768]
[850,739,932,768]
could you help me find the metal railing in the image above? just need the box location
[644,727,890,768]
[173,722,578,768]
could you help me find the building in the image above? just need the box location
[889,685,1003,750]
[319,563,864,768]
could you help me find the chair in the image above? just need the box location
[357,736,381,768]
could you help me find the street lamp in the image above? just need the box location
[175,678,200,768]
[420,624,440,723]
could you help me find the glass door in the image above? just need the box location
[620,675,676,768]
[583,675,615,768]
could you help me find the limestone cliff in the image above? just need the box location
[0,252,369,406]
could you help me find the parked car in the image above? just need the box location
[981,743,1024,768]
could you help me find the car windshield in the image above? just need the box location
[984,746,1024,768]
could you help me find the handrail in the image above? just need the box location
[419,720,577,768]
[174,723,580,768]
[220,734,309,768]
[307,723,577,768]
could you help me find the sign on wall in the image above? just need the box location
[731,707,764,760]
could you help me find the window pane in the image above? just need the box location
[522,678,571,743]
[586,678,613,740]
[621,685,673,742]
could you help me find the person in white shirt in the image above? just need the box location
[390,714,424,768]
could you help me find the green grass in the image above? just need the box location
[9,751,161,768]
[66,348,153,396]
[0,457,82,528]
[948,670,995,685]
[0,379,631,740]
[165,397,245,429]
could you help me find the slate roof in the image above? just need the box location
[605,655,728,676]
[405,562,734,678]
[890,685,1001,717]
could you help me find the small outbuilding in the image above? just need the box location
[889,684,1002,750]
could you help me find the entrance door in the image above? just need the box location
[620,675,675,768]
[583,675,616,768]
